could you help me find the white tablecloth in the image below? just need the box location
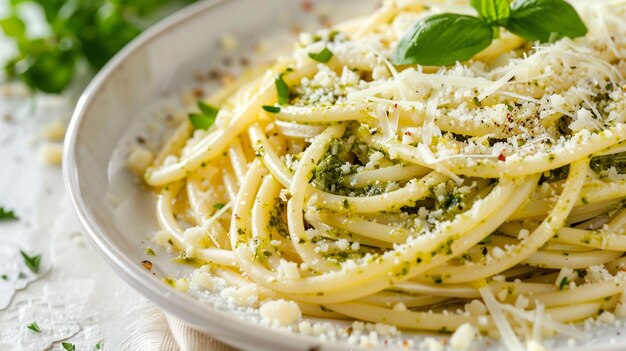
[0,2,236,349]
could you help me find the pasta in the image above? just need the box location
[138,0,626,348]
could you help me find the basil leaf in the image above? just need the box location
[507,0,587,43]
[470,0,510,25]
[275,75,290,105]
[308,47,334,63]
[262,105,281,113]
[392,14,494,66]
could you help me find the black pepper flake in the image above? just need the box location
[208,69,222,80]
[192,87,204,98]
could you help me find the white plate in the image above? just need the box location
[63,1,626,350]
[63,1,380,350]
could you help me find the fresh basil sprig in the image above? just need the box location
[392,0,587,66]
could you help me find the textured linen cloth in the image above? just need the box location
[120,305,238,351]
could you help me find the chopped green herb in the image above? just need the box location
[275,75,290,105]
[27,322,41,333]
[0,207,18,221]
[262,105,281,113]
[559,276,569,290]
[539,165,570,184]
[62,342,76,351]
[145,248,155,256]
[96,342,103,350]
[198,101,218,118]
[188,113,213,130]
[20,251,41,274]
[308,47,334,63]
[479,236,492,244]
[591,152,626,174]
[188,102,218,130]
[213,203,225,209]
[17,272,26,279]
[438,327,452,334]
[1,274,7,280]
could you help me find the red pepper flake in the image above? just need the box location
[394,103,398,109]
[141,260,153,271]
[302,0,313,12]
[498,153,506,162]
[506,113,513,122]
[208,69,222,80]
[234,214,241,220]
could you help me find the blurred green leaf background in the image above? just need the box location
[0,0,197,94]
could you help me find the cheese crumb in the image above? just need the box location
[260,299,302,326]
[465,300,487,316]
[40,119,65,141]
[38,142,63,165]
[222,284,259,307]
[421,337,443,351]
[527,340,546,351]
[190,266,223,291]
[278,260,301,280]
[219,34,239,51]
[450,323,477,350]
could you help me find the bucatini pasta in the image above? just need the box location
[136,0,626,349]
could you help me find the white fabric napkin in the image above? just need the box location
[119,304,238,351]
